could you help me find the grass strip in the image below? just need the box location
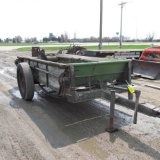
[16,45,150,51]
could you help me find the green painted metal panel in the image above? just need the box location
[70,60,130,87]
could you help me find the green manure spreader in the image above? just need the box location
[15,47,134,132]
[15,47,131,103]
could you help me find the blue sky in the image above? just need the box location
[0,0,160,40]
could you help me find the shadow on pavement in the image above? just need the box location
[109,129,160,160]
[10,87,133,149]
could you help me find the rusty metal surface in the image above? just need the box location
[133,90,141,124]
[58,45,86,54]
[106,90,118,133]
[32,46,40,57]
[17,56,69,69]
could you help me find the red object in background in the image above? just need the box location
[140,46,160,62]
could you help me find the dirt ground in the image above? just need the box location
[0,50,160,160]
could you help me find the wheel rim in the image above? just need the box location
[76,50,85,56]
[18,70,26,95]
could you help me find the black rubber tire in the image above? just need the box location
[75,50,85,56]
[17,63,34,100]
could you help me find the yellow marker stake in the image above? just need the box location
[126,80,135,94]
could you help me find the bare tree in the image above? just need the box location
[60,34,64,43]
[73,32,77,39]
[146,32,155,42]
[0,38,3,43]
[4,38,12,43]
[24,38,32,43]
[14,35,23,43]
[64,32,68,42]
[31,37,38,44]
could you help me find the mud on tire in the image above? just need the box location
[17,63,34,100]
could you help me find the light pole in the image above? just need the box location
[135,18,138,42]
[99,0,103,50]
[119,2,127,48]
[131,17,138,42]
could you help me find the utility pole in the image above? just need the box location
[119,2,127,48]
[99,0,103,50]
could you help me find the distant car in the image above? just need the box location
[32,41,39,45]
